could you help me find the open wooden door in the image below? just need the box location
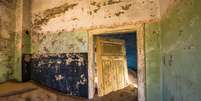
[96,37,128,96]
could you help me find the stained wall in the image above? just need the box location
[0,0,200,100]
[0,0,16,82]
[30,0,161,98]
[31,0,161,54]
[31,0,160,36]
[160,0,201,100]
[15,0,32,82]
[29,31,89,97]
[0,0,163,100]
[145,22,161,101]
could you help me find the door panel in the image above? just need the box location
[96,38,128,96]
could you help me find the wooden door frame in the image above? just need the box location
[88,24,145,101]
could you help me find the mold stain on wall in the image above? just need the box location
[33,2,78,28]
[31,0,160,34]
[0,0,16,82]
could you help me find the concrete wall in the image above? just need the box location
[0,0,16,82]
[160,0,201,101]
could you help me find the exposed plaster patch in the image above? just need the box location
[31,0,160,34]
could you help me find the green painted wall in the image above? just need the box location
[13,0,32,82]
[31,32,88,54]
[0,1,16,83]
[160,0,201,101]
[145,22,161,101]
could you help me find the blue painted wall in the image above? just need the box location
[97,32,137,70]
[31,53,88,97]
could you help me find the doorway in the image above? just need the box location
[88,24,145,101]
[95,37,129,96]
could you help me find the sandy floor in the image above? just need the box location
[0,81,137,101]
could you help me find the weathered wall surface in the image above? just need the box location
[0,0,16,82]
[32,32,88,54]
[14,0,32,82]
[160,0,201,101]
[159,0,174,16]
[32,0,160,33]
[31,0,160,53]
[30,0,161,98]
[31,53,88,97]
[0,0,32,83]
[145,22,161,101]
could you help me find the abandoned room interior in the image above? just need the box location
[0,0,201,101]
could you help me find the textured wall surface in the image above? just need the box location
[145,22,161,101]
[30,0,162,99]
[32,32,88,54]
[31,0,161,54]
[159,0,174,16]
[31,53,88,97]
[0,0,16,82]
[161,0,201,101]
[14,0,32,82]
[31,0,160,34]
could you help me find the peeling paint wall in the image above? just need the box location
[30,31,88,97]
[31,0,161,54]
[0,0,16,82]
[30,0,161,98]
[31,53,88,97]
[31,0,160,34]
[160,0,201,101]
[32,32,88,54]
